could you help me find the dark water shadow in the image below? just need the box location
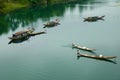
[77,55,117,64]
[83,18,105,22]
[8,36,30,44]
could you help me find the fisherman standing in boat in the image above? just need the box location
[77,50,80,56]
[77,50,81,59]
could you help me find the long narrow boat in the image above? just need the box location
[28,30,46,36]
[8,32,28,40]
[72,43,96,52]
[8,28,35,40]
[83,16,105,22]
[8,30,46,40]
[77,50,117,60]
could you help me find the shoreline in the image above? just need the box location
[0,0,79,15]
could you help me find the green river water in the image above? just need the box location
[0,0,120,80]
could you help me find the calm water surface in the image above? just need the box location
[0,0,120,80]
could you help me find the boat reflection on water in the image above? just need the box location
[8,36,30,44]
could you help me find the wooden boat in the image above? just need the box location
[8,36,30,44]
[8,30,46,40]
[28,30,46,36]
[77,50,117,64]
[8,30,46,44]
[83,16,105,22]
[43,19,60,28]
[12,27,35,35]
[8,27,35,40]
[8,32,29,40]
[77,50,117,60]
[72,43,96,52]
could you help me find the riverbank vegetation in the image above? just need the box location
[0,0,29,14]
[0,0,93,35]
[0,0,84,14]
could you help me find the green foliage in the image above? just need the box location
[0,0,95,35]
[0,0,94,14]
